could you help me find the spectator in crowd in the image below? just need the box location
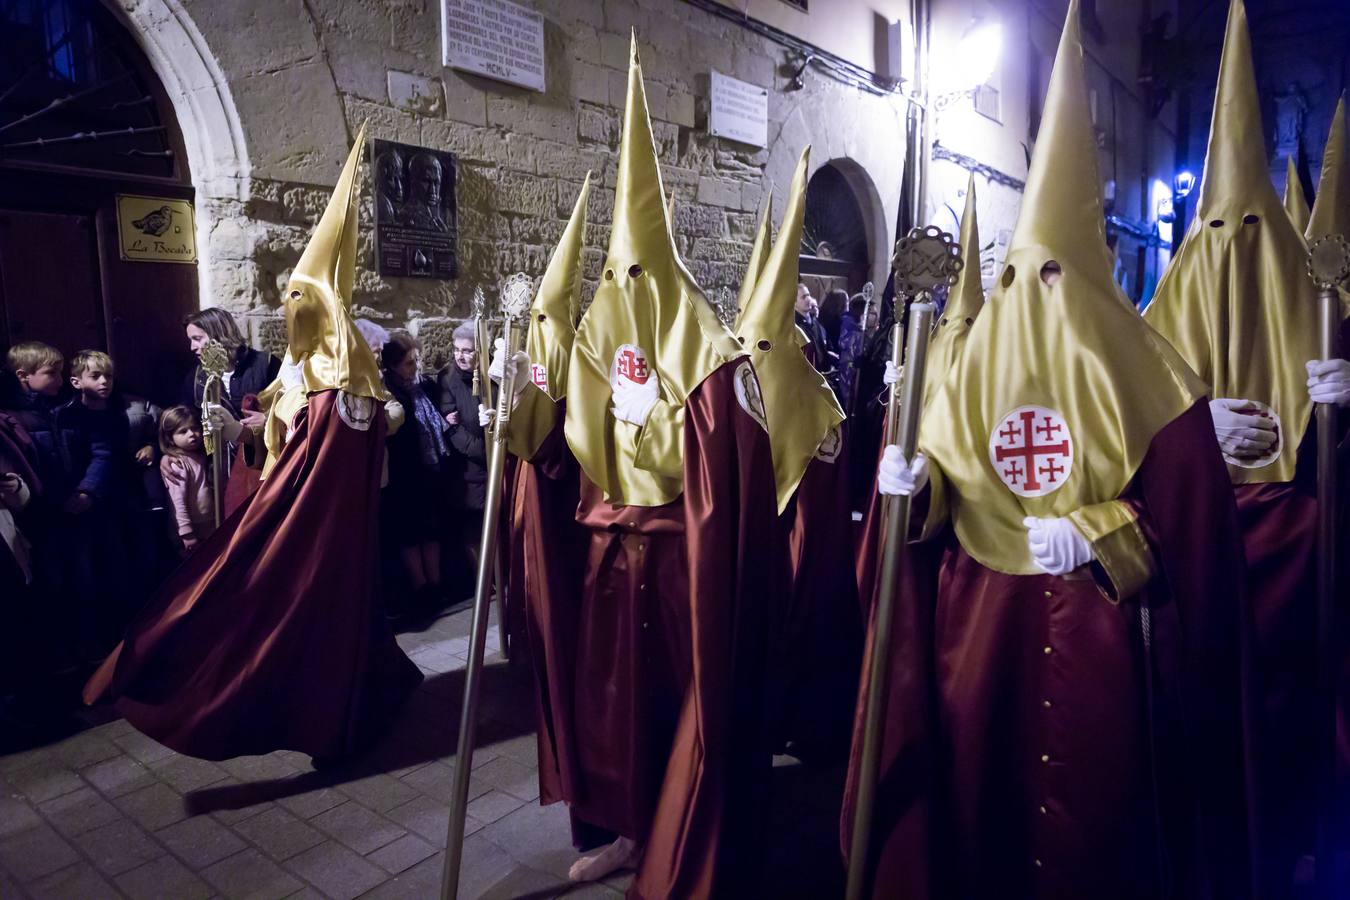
[795,283,835,370]
[438,322,488,558]
[2,342,65,499]
[181,308,280,425]
[1,407,44,740]
[837,293,868,413]
[818,287,848,349]
[381,331,449,608]
[158,405,214,553]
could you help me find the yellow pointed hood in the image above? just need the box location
[734,147,844,512]
[1308,95,1348,241]
[734,192,774,321]
[1284,155,1311,232]
[923,173,985,410]
[283,121,384,402]
[1145,0,1324,485]
[564,33,745,507]
[919,0,1206,574]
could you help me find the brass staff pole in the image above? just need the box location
[469,290,510,657]
[845,297,935,900]
[1308,235,1346,900]
[198,340,230,528]
[441,278,529,900]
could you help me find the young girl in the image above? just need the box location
[158,406,215,552]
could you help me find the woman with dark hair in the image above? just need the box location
[180,308,281,427]
[818,287,848,349]
[381,331,448,606]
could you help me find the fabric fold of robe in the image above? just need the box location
[841,400,1254,900]
[570,360,785,900]
[84,389,422,761]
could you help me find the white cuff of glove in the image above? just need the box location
[1307,359,1350,408]
[478,403,494,428]
[877,445,928,497]
[204,402,244,443]
[1024,516,1093,576]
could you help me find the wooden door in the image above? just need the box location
[0,209,105,360]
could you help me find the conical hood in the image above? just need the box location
[1193,0,1279,221]
[284,120,383,401]
[529,172,590,400]
[734,192,774,321]
[565,33,745,507]
[1145,0,1325,485]
[1284,153,1311,232]
[919,0,1206,574]
[923,173,984,410]
[735,146,844,512]
[1308,94,1348,241]
[1005,0,1114,290]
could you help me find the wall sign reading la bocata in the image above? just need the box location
[441,0,546,93]
[370,138,459,280]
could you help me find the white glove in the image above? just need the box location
[877,445,928,496]
[1307,359,1350,407]
[478,403,494,428]
[1024,516,1093,576]
[487,338,531,395]
[611,368,661,427]
[883,360,900,386]
[279,357,304,391]
[1209,398,1277,460]
[204,402,244,442]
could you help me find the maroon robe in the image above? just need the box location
[854,446,885,617]
[842,400,1254,900]
[777,447,863,759]
[84,390,422,761]
[569,361,785,899]
[510,399,590,808]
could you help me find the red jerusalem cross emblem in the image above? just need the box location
[530,363,548,388]
[610,343,651,388]
[987,405,1074,498]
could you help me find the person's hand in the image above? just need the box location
[1209,398,1277,460]
[64,491,93,515]
[445,410,460,427]
[883,360,900,387]
[478,403,494,428]
[877,446,928,496]
[205,402,244,442]
[611,368,661,427]
[182,535,198,552]
[488,340,532,395]
[1024,516,1093,575]
[135,445,154,466]
[1307,359,1350,408]
[0,473,21,498]
[240,409,267,428]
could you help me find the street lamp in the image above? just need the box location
[934,20,1003,112]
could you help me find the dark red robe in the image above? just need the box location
[842,400,1254,900]
[509,399,590,809]
[83,390,422,761]
[569,360,785,900]
[777,447,862,760]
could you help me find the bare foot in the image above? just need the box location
[568,836,639,882]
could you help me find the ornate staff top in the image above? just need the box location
[199,339,231,457]
[891,225,962,300]
[1308,233,1350,290]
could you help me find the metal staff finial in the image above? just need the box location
[198,339,232,528]
[846,226,961,900]
[441,272,534,900]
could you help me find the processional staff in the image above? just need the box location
[1306,233,1347,900]
[440,273,533,900]
[846,226,962,900]
[469,285,511,658]
[198,339,231,529]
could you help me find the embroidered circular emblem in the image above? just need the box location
[609,343,651,388]
[815,426,842,462]
[337,391,376,432]
[988,405,1074,498]
[733,361,768,432]
[530,362,548,388]
[1223,400,1282,469]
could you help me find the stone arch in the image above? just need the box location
[100,0,250,312]
[816,157,890,290]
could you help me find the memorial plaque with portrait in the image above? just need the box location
[370,138,458,279]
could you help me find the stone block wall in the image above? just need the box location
[171,0,907,368]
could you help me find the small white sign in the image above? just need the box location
[441,0,545,93]
[709,70,768,148]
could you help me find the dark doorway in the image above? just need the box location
[800,162,872,299]
[0,0,198,403]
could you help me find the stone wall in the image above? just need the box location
[151,0,907,368]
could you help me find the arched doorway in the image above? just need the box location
[800,162,872,302]
[1,0,198,401]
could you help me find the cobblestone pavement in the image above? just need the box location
[0,606,846,899]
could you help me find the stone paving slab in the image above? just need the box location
[0,604,845,898]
